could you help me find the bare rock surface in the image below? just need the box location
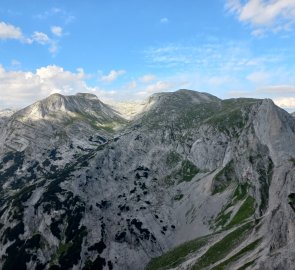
[0,90,295,270]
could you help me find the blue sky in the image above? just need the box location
[0,0,295,111]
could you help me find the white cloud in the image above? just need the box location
[143,41,292,95]
[51,26,63,37]
[49,42,58,55]
[228,85,295,97]
[225,0,241,13]
[251,28,265,37]
[136,78,190,97]
[273,97,295,109]
[144,41,278,70]
[32,32,62,56]
[101,70,126,83]
[145,81,171,93]
[10,59,21,69]
[126,80,137,90]
[0,65,189,109]
[0,21,60,56]
[160,17,169,23]
[138,80,183,96]
[35,8,75,24]
[32,31,50,45]
[240,0,295,26]
[30,31,59,56]
[139,74,156,83]
[0,21,23,40]
[227,84,295,111]
[246,71,270,85]
[0,65,102,109]
[144,45,193,67]
[226,0,295,34]
[257,85,295,94]
[208,76,233,86]
[227,90,253,98]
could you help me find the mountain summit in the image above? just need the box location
[0,92,126,154]
[15,92,120,120]
[0,90,295,270]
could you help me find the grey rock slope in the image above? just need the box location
[0,93,126,170]
[0,109,15,130]
[0,90,295,270]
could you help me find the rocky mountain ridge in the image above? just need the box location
[0,90,295,270]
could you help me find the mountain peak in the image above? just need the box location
[48,92,63,97]
[15,92,118,122]
[175,89,220,102]
[46,92,65,101]
[76,92,98,100]
[147,89,220,111]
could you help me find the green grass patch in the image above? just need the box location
[213,183,251,230]
[227,197,256,228]
[205,108,244,132]
[173,194,184,201]
[288,193,295,212]
[236,259,256,270]
[178,160,199,182]
[145,235,211,270]
[139,95,260,134]
[211,238,262,270]
[192,222,254,270]
[163,159,199,186]
[57,242,72,256]
[204,98,259,135]
[50,242,73,265]
[233,183,249,202]
[166,151,182,167]
[215,210,232,228]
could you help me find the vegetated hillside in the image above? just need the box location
[0,89,295,270]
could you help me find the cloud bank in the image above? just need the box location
[0,20,61,55]
[0,21,23,40]
[101,70,126,82]
[0,65,110,109]
[226,0,295,35]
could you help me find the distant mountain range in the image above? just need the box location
[1,90,295,270]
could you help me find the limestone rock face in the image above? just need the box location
[0,90,295,270]
[0,93,127,161]
[0,109,14,130]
